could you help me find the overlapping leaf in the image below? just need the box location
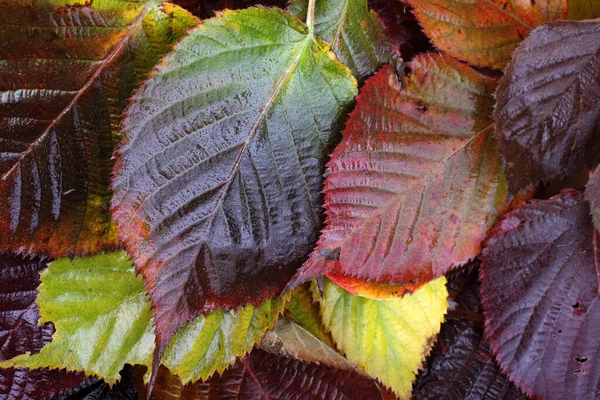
[0,251,285,386]
[585,166,600,231]
[111,6,358,359]
[404,0,567,69]
[139,350,385,400]
[495,20,600,192]
[284,284,334,345]
[413,270,526,400]
[568,0,600,19]
[0,253,88,400]
[288,0,397,82]
[0,0,198,257]
[290,54,507,288]
[319,276,448,398]
[480,190,600,399]
[0,252,155,384]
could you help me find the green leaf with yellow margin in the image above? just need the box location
[319,276,448,399]
[0,252,286,385]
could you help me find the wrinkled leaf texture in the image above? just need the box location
[112,6,357,361]
[481,190,600,399]
[0,251,285,386]
[319,276,448,398]
[585,166,600,231]
[404,0,567,69]
[413,269,527,400]
[0,0,198,257]
[0,253,88,400]
[290,55,507,289]
[288,0,398,82]
[140,349,385,400]
[494,19,600,192]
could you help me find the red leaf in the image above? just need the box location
[480,190,600,399]
[138,349,386,400]
[290,54,507,288]
[0,253,87,399]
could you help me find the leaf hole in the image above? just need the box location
[572,302,580,309]
[574,369,585,375]
[575,356,588,363]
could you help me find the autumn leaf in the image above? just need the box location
[404,0,567,69]
[318,276,448,398]
[138,350,385,400]
[585,166,600,231]
[494,20,600,192]
[0,253,88,400]
[284,284,335,345]
[0,0,198,257]
[288,0,398,82]
[111,5,358,363]
[413,269,527,400]
[480,190,600,399]
[568,0,600,19]
[0,251,284,386]
[290,54,507,288]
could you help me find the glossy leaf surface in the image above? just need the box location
[480,190,600,399]
[404,0,567,69]
[495,20,600,192]
[140,350,385,400]
[288,0,397,82]
[112,6,357,357]
[319,276,448,398]
[291,55,507,288]
[0,253,87,400]
[0,252,155,384]
[413,270,526,400]
[0,0,198,257]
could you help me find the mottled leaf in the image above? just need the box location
[480,190,600,399]
[259,318,359,372]
[0,1,198,257]
[0,253,88,400]
[284,284,334,346]
[568,0,600,19]
[413,270,527,400]
[111,6,357,359]
[288,0,398,82]
[494,20,600,192]
[0,252,155,384]
[161,295,285,384]
[139,350,385,400]
[290,55,507,288]
[319,276,448,398]
[404,0,567,69]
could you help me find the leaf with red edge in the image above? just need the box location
[480,190,600,400]
[495,20,600,193]
[413,268,527,400]
[137,349,386,400]
[289,54,507,289]
[0,253,87,400]
[404,0,567,69]
[0,1,198,257]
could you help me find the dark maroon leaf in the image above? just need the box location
[60,365,139,400]
[494,20,600,192]
[480,190,600,399]
[137,349,384,400]
[0,253,87,400]
[414,269,527,400]
[367,0,433,60]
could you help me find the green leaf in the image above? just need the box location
[284,283,334,346]
[111,6,358,358]
[288,0,396,82]
[0,1,198,257]
[319,276,448,399]
[0,252,154,384]
[161,295,285,384]
[0,251,286,385]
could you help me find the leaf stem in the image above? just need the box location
[307,0,316,35]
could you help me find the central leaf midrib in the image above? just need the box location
[193,35,314,246]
